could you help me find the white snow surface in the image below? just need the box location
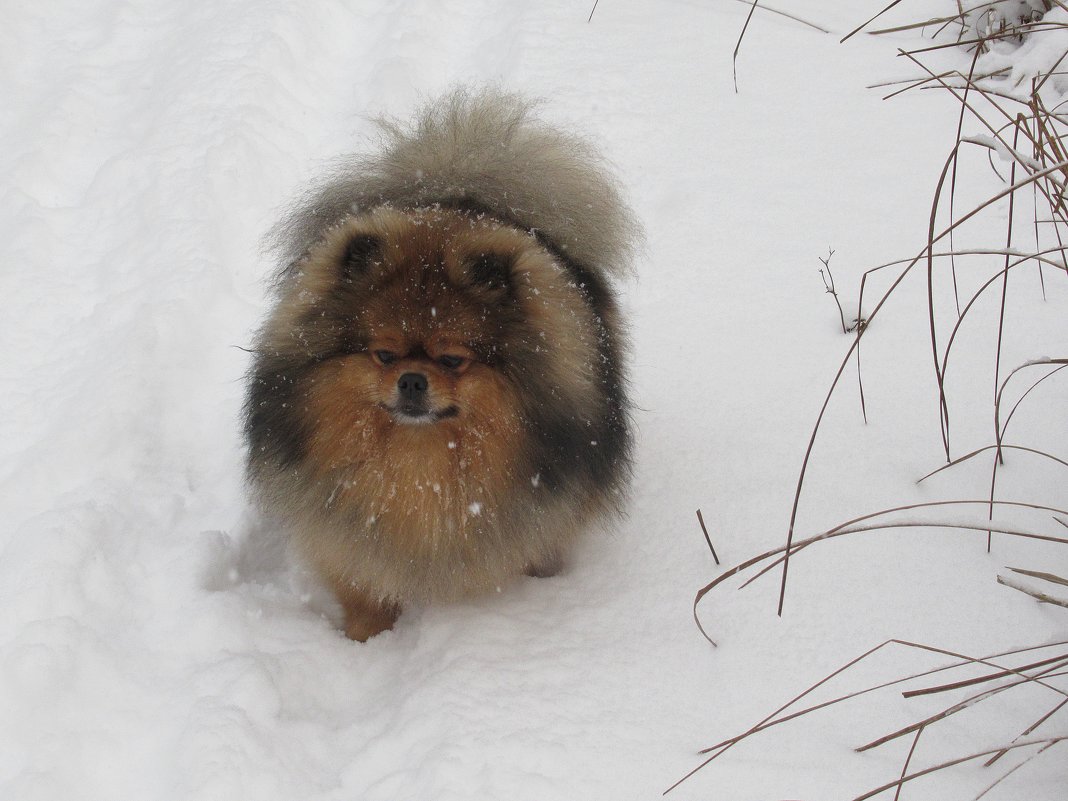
[3,2,1067,799]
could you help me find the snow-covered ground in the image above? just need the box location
[3,2,1066,799]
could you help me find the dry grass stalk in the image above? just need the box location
[997,571,1068,607]
[667,638,1068,795]
[689,7,1068,796]
[1008,566,1068,587]
[852,736,1067,801]
[776,7,1068,614]
[856,665,1068,755]
[691,499,1068,650]
[775,153,1068,613]
[730,0,834,93]
[984,695,1068,766]
[695,508,721,567]
[923,442,1068,477]
[818,248,850,334]
[975,735,1064,798]
[728,0,830,33]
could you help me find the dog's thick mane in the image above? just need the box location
[273,88,640,279]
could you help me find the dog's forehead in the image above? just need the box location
[362,270,483,342]
[344,206,528,346]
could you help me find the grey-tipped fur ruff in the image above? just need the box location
[274,88,640,278]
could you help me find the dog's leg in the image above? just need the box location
[333,580,401,641]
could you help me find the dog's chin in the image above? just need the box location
[384,403,459,426]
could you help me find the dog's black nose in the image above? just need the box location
[397,372,428,401]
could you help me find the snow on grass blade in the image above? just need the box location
[997,571,1068,607]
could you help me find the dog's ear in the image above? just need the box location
[466,252,514,294]
[340,233,382,280]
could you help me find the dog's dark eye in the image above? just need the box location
[374,350,397,365]
[437,355,466,370]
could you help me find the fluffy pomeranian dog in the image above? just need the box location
[245,89,638,641]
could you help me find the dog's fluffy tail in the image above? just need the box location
[276,88,640,279]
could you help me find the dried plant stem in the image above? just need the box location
[1009,567,1068,587]
[744,519,1068,601]
[873,66,1011,98]
[863,246,1068,278]
[696,641,1068,757]
[667,638,1068,794]
[986,119,1024,550]
[840,0,907,43]
[665,640,902,794]
[894,727,924,801]
[730,0,832,92]
[974,739,1063,800]
[995,360,1068,455]
[928,145,959,457]
[695,509,721,566]
[1031,87,1049,298]
[733,1,760,94]
[900,22,1066,57]
[950,46,985,317]
[984,697,1068,766]
[692,9,1068,797]
[728,0,829,33]
[777,156,1068,616]
[697,499,1068,645]
[987,359,1068,550]
[866,16,967,37]
[740,500,1068,595]
[818,248,850,334]
[858,665,1068,754]
[939,253,1068,393]
[850,243,1065,449]
[917,443,1068,483]
[904,59,1068,214]
[997,574,1068,607]
[901,653,1068,699]
[888,55,1068,469]
[858,247,1067,420]
[994,121,1024,427]
[852,737,1068,801]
